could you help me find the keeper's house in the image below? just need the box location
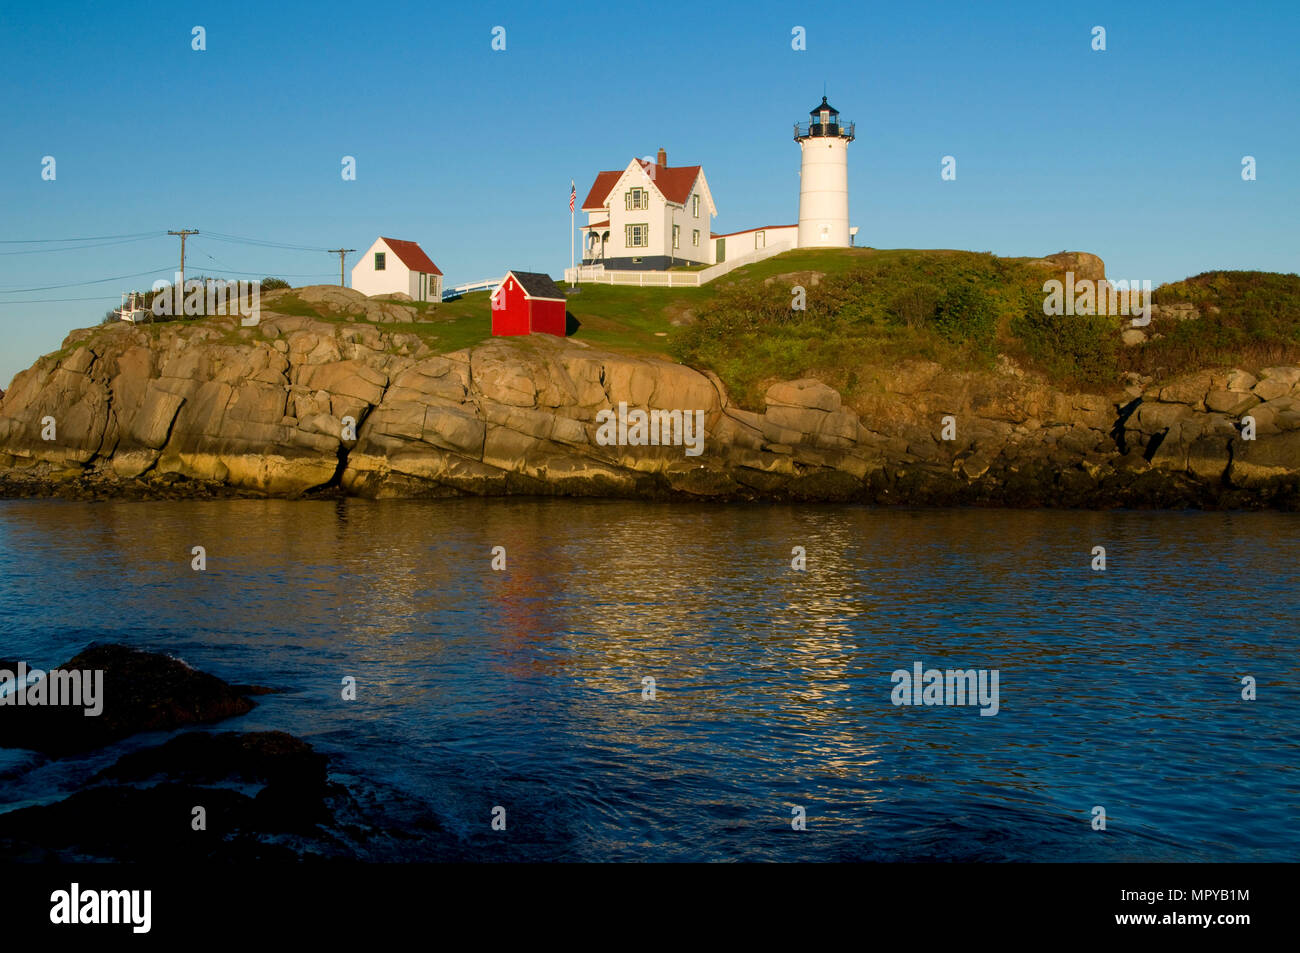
[580,149,717,270]
[491,270,567,337]
[351,237,443,302]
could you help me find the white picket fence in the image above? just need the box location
[564,240,795,288]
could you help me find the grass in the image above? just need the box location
[669,250,1300,406]
[1122,271,1300,380]
[62,252,1300,411]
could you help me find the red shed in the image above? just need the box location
[491,271,567,337]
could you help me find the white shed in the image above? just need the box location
[351,237,443,302]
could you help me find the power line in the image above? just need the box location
[0,294,130,305]
[191,241,242,274]
[0,235,165,256]
[183,242,330,278]
[0,228,347,296]
[0,230,335,253]
[189,239,330,278]
[203,231,332,252]
[183,267,335,278]
[0,266,176,294]
[0,231,163,244]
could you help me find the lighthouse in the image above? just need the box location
[794,96,854,248]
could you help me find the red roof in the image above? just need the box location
[379,237,442,276]
[580,172,623,211]
[582,220,610,230]
[640,160,702,205]
[580,160,702,210]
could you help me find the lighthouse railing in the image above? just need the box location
[794,121,854,139]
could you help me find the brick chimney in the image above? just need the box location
[656,147,667,169]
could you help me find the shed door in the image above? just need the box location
[716,238,725,263]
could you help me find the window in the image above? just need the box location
[672,225,680,249]
[625,223,649,247]
[374,252,386,270]
[625,188,648,210]
[692,229,700,247]
[692,195,700,217]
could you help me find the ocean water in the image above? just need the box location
[0,498,1296,862]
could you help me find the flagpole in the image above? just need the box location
[570,179,575,286]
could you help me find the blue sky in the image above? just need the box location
[1,0,1297,386]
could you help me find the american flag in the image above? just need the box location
[569,180,575,212]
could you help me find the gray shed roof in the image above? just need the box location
[506,271,566,301]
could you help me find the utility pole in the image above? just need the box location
[328,248,354,287]
[167,230,199,307]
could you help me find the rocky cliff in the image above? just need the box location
[1,286,1297,507]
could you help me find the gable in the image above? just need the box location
[503,270,566,301]
[638,160,701,206]
[581,158,711,212]
[378,237,443,275]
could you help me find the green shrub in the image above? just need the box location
[886,282,941,328]
[671,253,1298,408]
[1012,306,1120,387]
[932,282,998,354]
[1122,271,1300,379]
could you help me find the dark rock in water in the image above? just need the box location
[0,731,348,862]
[97,730,332,829]
[0,784,300,862]
[0,643,266,755]
[98,729,325,788]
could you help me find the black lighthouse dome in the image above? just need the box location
[794,95,855,142]
[811,96,838,133]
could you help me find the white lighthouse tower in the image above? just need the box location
[795,96,854,248]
